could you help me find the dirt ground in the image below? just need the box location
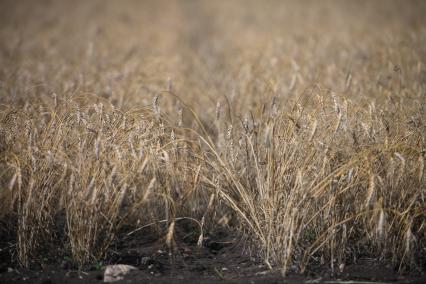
[1,254,425,284]
[1,229,425,284]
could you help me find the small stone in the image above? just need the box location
[140,257,151,265]
[255,270,268,275]
[104,264,137,283]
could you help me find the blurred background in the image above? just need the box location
[1,0,425,115]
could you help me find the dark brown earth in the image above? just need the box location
[1,228,425,284]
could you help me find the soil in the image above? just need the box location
[0,227,424,284]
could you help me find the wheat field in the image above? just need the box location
[0,0,425,277]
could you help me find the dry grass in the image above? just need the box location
[0,0,425,275]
